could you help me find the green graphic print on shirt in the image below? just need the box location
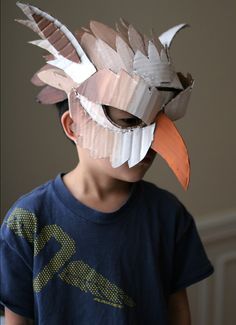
[5,208,136,309]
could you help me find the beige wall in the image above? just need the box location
[1,0,236,220]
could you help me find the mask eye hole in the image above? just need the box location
[103,106,146,129]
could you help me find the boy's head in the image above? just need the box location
[16,2,194,189]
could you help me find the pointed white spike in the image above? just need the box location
[159,23,189,48]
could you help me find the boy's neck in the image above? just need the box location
[62,163,133,213]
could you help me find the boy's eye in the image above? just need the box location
[118,117,143,127]
[103,105,145,129]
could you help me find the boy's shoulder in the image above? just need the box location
[4,176,57,219]
[139,179,183,209]
[139,180,194,235]
[1,176,59,256]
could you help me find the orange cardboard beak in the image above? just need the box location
[151,112,190,190]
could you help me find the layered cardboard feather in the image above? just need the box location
[90,21,117,50]
[80,33,103,68]
[95,39,126,73]
[115,18,130,44]
[150,28,163,53]
[116,18,129,44]
[116,36,134,73]
[128,25,146,55]
[133,42,183,89]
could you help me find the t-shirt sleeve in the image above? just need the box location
[0,211,35,319]
[170,206,214,294]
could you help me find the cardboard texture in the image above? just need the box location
[77,69,165,125]
[128,25,146,55]
[31,64,53,86]
[116,36,134,73]
[16,2,193,189]
[69,91,155,168]
[133,44,183,89]
[37,69,78,94]
[37,85,67,105]
[90,20,117,50]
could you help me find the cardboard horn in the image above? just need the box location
[151,112,190,190]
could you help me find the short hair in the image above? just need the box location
[55,99,75,145]
[55,98,69,118]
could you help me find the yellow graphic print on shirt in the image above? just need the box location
[5,208,136,309]
[60,261,135,308]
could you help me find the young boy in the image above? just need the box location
[0,2,214,324]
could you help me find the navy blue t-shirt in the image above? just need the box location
[0,174,214,324]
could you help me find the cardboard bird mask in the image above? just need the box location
[16,1,194,189]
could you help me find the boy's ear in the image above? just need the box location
[61,111,78,143]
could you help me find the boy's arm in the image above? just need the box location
[5,307,34,325]
[168,288,191,325]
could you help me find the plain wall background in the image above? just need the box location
[1,0,236,221]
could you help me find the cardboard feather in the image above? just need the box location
[128,25,146,55]
[37,68,78,94]
[37,85,67,104]
[116,36,134,73]
[90,20,117,50]
[31,64,51,86]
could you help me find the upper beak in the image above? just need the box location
[151,112,190,190]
